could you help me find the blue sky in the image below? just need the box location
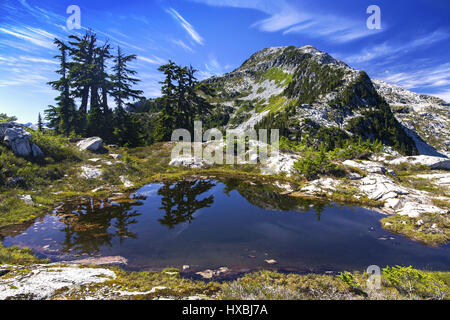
[0,0,449,123]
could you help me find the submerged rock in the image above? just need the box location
[195,267,229,279]
[70,256,128,266]
[264,259,278,264]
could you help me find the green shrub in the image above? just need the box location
[293,148,337,180]
[30,130,80,162]
[337,271,359,290]
[383,266,448,299]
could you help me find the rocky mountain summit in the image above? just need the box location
[202,45,447,157]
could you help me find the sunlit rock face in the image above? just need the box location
[0,121,43,158]
[76,136,104,152]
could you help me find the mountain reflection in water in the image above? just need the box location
[3,179,448,273]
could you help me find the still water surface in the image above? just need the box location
[2,179,449,274]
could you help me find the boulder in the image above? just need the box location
[169,157,209,169]
[396,201,446,218]
[109,153,122,160]
[80,166,103,179]
[19,195,33,205]
[384,198,403,210]
[3,126,32,157]
[343,160,386,174]
[31,143,44,158]
[120,176,134,188]
[301,177,340,194]
[348,172,363,180]
[77,137,104,152]
[359,174,409,201]
[0,122,45,158]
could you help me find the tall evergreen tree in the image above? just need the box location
[110,47,143,146]
[154,60,179,141]
[46,39,76,135]
[110,46,143,108]
[37,113,43,132]
[97,43,114,141]
[68,31,98,132]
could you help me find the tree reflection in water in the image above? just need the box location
[157,180,215,229]
[221,178,328,219]
[57,199,142,256]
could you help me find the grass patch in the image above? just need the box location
[0,242,48,265]
[260,67,293,86]
[381,213,450,246]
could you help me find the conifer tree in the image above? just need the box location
[37,113,43,132]
[110,47,143,145]
[110,46,143,109]
[68,31,98,132]
[46,39,76,135]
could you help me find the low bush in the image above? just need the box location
[382,265,448,299]
[293,148,337,180]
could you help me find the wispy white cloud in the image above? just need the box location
[171,39,194,53]
[166,8,204,45]
[137,55,166,65]
[190,0,381,42]
[379,63,450,90]
[198,56,227,79]
[432,90,450,103]
[16,0,66,25]
[0,63,53,87]
[0,26,55,49]
[0,55,58,65]
[344,30,449,64]
[18,55,58,64]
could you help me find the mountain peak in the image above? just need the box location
[236,45,348,74]
[202,45,419,155]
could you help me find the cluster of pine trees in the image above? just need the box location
[153,61,214,141]
[45,31,215,147]
[45,31,143,146]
